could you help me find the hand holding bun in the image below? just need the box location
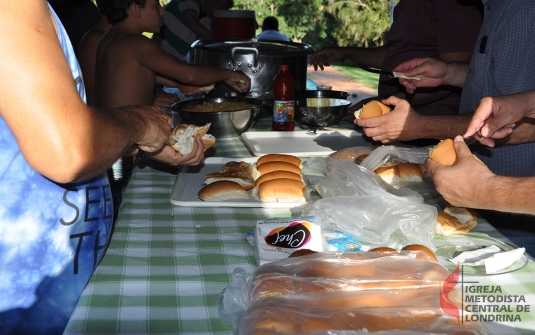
[170,123,215,154]
[354,101,391,119]
[429,138,487,166]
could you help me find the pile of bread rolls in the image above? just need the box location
[198,154,306,203]
[374,162,426,184]
[236,251,483,334]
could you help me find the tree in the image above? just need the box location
[325,0,391,47]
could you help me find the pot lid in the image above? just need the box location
[191,38,315,56]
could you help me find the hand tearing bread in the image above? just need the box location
[354,101,391,119]
[170,123,215,154]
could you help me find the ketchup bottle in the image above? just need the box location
[272,65,295,131]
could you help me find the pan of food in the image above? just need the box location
[171,97,264,138]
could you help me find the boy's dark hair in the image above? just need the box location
[95,0,107,16]
[104,0,147,25]
[262,16,279,31]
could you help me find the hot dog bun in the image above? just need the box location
[256,161,302,176]
[258,178,306,203]
[198,180,248,201]
[354,100,391,119]
[255,170,302,187]
[257,154,302,168]
[170,123,215,154]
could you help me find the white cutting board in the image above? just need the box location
[240,130,376,157]
[170,157,318,208]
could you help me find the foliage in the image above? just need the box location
[158,0,392,51]
[325,0,391,47]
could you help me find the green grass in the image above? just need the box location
[332,64,380,90]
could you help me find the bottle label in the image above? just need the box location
[273,100,294,123]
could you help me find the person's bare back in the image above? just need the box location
[95,0,251,112]
[96,30,159,109]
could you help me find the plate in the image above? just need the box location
[240,130,377,157]
[170,157,318,208]
[434,233,529,276]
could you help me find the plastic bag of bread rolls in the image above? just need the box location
[360,145,431,172]
[219,252,485,335]
[313,158,422,201]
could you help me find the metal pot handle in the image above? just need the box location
[230,47,263,75]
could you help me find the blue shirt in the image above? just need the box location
[257,29,291,42]
[0,5,113,334]
[459,0,535,176]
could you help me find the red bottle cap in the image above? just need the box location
[279,65,289,71]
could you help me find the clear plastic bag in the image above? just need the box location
[313,158,423,201]
[297,195,437,250]
[360,145,432,172]
[219,252,486,335]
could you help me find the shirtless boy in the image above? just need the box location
[78,0,179,107]
[96,0,251,110]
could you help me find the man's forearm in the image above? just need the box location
[485,175,535,215]
[411,113,474,139]
[344,45,391,70]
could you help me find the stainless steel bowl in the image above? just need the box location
[172,97,264,138]
[296,90,349,100]
[295,98,352,128]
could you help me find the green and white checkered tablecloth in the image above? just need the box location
[64,121,535,335]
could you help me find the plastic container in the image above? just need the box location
[272,65,295,131]
[212,10,256,39]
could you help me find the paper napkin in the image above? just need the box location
[449,245,525,274]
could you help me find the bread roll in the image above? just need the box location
[257,161,302,176]
[170,123,215,154]
[374,166,401,184]
[255,170,302,187]
[396,162,423,182]
[328,147,372,164]
[354,100,391,119]
[177,83,214,94]
[428,138,456,165]
[436,206,478,236]
[257,154,302,168]
[258,178,306,203]
[401,244,438,262]
[198,181,248,201]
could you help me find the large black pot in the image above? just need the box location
[190,39,315,117]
